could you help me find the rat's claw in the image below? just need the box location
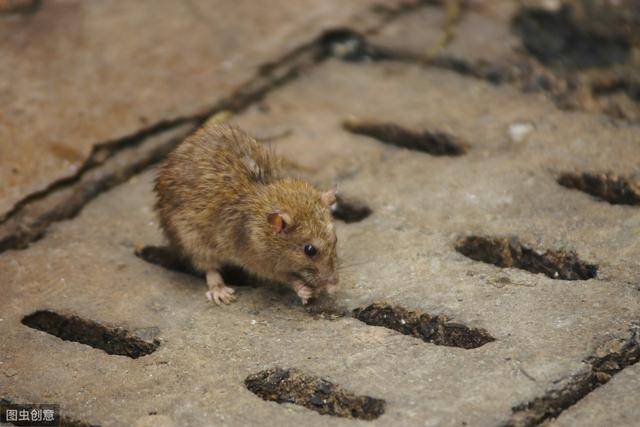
[206,286,236,305]
[292,281,313,305]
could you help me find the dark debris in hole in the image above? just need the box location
[512,6,631,71]
[455,236,597,281]
[21,310,159,358]
[353,303,495,349]
[304,295,350,319]
[591,78,640,102]
[331,195,372,223]
[245,368,385,420]
[343,118,468,156]
[507,325,640,426]
[558,172,640,206]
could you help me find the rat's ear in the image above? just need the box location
[267,212,291,234]
[321,185,337,207]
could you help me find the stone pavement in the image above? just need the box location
[0,0,414,231]
[1,1,639,426]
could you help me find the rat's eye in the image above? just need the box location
[304,244,317,257]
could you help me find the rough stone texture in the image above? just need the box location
[550,363,640,427]
[0,123,195,251]
[2,56,639,426]
[370,0,640,122]
[0,0,412,218]
[370,1,520,64]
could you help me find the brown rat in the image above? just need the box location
[154,122,339,305]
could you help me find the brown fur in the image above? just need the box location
[154,123,338,297]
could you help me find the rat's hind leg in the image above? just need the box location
[205,270,236,305]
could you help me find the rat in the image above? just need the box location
[154,122,339,305]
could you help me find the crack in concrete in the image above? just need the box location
[505,325,640,426]
[0,1,424,255]
[330,15,640,122]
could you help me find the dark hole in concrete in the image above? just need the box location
[245,368,385,420]
[21,310,159,358]
[0,0,42,15]
[353,303,495,349]
[318,29,381,62]
[512,6,630,70]
[455,236,597,281]
[331,195,372,223]
[343,118,468,156]
[134,245,261,287]
[558,172,640,206]
[592,78,640,102]
[507,326,640,426]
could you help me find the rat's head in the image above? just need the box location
[254,179,339,295]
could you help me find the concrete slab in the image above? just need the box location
[0,0,413,218]
[2,58,639,425]
[550,363,640,427]
[369,0,640,122]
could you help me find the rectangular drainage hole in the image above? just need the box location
[343,118,468,156]
[455,235,598,280]
[331,195,372,223]
[557,172,640,206]
[353,303,495,349]
[507,325,640,426]
[245,367,385,420]
[134,245,261,287]
[21,310,160,359]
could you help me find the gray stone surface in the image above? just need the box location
[370,1,640,122]
[1,56,639,425]
[0,0,411,218]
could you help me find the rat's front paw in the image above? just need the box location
[206,286,236,305]
[292,281,313,305]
